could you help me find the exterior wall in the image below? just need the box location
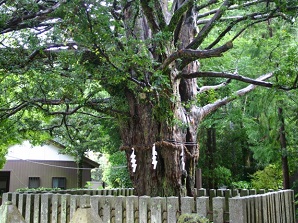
[2,160,92,192]
[82,169,91,188]
[0,141,98,192]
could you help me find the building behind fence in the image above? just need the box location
[0,188,296,223]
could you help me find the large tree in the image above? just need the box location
[0,0,297,196]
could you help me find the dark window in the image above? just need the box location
[28,177,40,189]
[52,177,66,189]
[0,171,10,196]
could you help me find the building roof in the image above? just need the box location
[6,140,99,168]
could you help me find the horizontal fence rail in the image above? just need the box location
[0,189,295,223]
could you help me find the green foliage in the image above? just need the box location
[103,151,132,188]
[251,164,283,190]
[231,181,252,189]
[16,187,62,193]
[198,105,255,187]
[214,166,232,187]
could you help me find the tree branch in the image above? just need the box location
[0,102,29,120]
[27,41,78,62]
[199,72,273,119]
[198,79,231,93]
[177,71,275,88]
[153,0,167,29]
[32,102,83,116]
[0,1,65,34]
[186,0,231,49]
[197,10,281,25]
[197,0,267,19]
[160,41,233,70]
[140,0,160,33]
[205,12,271,49]
[166,0,193,33]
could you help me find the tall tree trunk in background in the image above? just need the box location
[278,107,290,189]
[206,128,216,189]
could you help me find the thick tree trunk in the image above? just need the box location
[120,89,194,196]
[278,107,290,189]
[119,1,200,196]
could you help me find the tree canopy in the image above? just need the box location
[0,0,297,196]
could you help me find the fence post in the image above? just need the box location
[151,197,163,223]
[229,197,247,223]
[25,194,34,223]
[11,192,18,206]
[224,190,231,222]
[139,196,150,223]
[231,189,239,197]
[217,189,225,197]
[167,197,178,223]
[213,197,225,223]
[40,193,52,223]
[246,196,254,223]
[17,193,26,217]
[196,196,209,218]
[255,195,263,223]
[80,194,91,208]
[101,196,113,223]
[60,194,70,223]
[273,192,280,223]
[90,195,99,214]
[209,189,216,198]
[114,196,125,223]
[197,188,206,197]
[240,189,249,197]
[1,193,12,204]
[126,196,138,223]
[283,190,293,223]
[70,195,79,221]
[270,192,279,223]
[181,197,194,214]
[258,189,266,194]
[33,194,41,223]
[288,190,296,223]
[51,194,61,223]
[249,189,257,195]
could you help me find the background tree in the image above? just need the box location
[0,0,297,196]
[198,106,254,189]
[45,110,122,188]
[103,151,133,188]
[245,89,298,189]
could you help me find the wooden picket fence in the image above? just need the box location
[1,188,296,223]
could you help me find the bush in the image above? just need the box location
[250,164,283,190]
[16,187,62,193]
[103,151,132,188]
[231,181,252,189]
[213,166,232,188]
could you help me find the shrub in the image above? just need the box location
[231,180,252,189]
[213,166,232,188]
[251,164,283,190]
[103,151,132,188]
